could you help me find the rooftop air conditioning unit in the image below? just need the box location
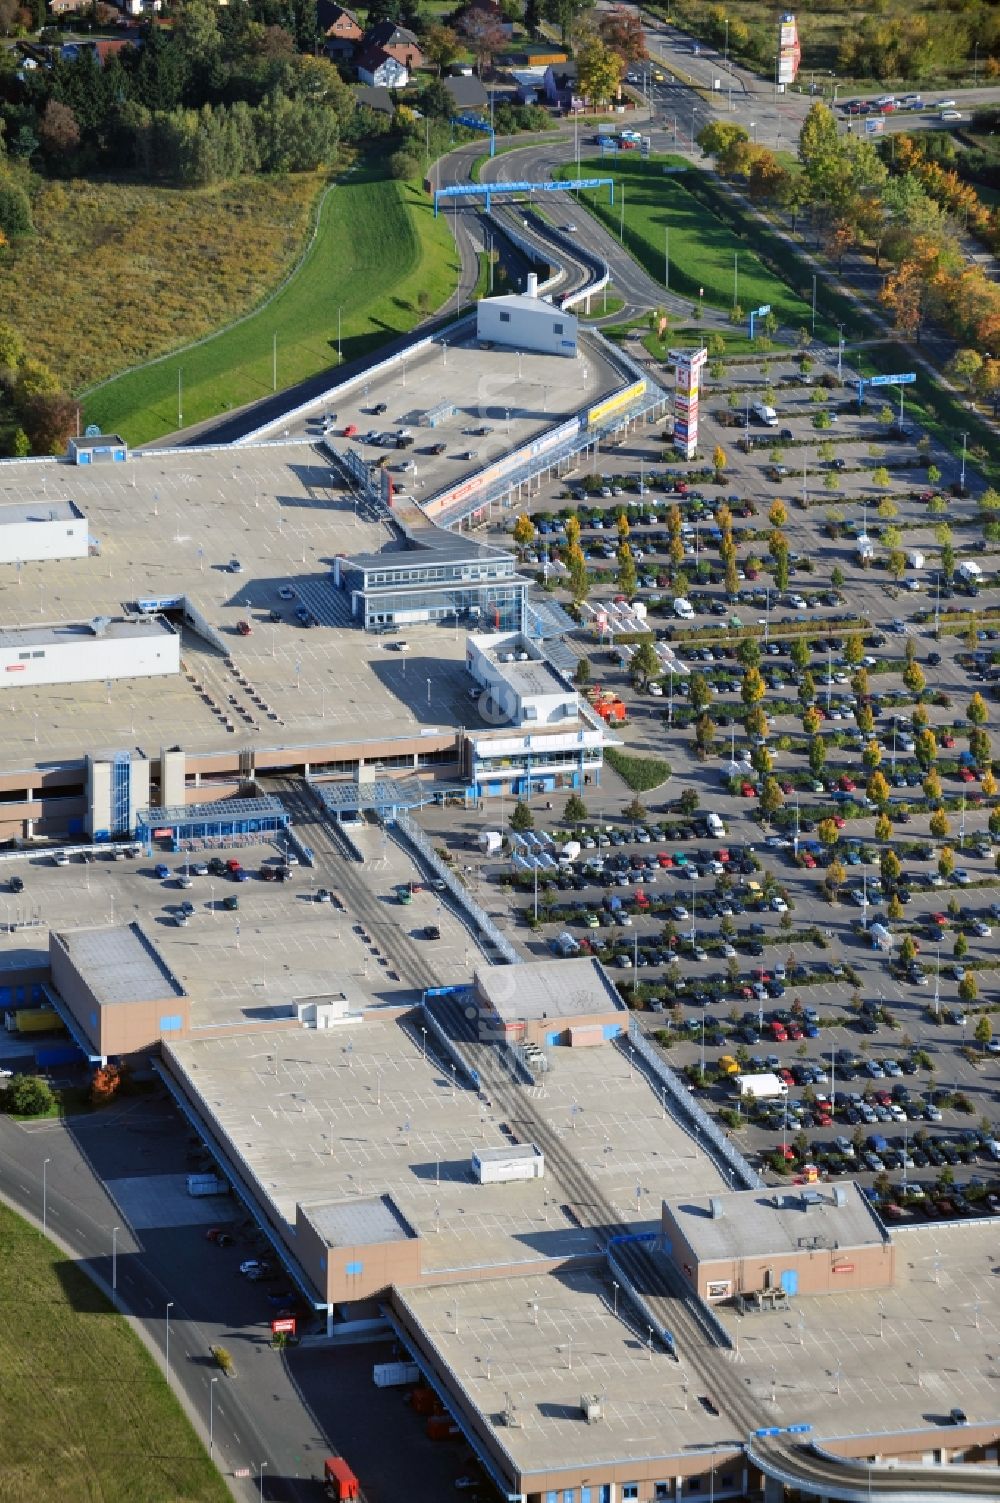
[581,1393,603,1423]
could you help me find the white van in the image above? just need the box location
[752,401,778,427]
[673,597,695,620]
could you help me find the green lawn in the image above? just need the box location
[557,155,816,332]
[0,1202,229,1503]
[84,158,459,446]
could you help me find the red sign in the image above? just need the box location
[271,1316,296,1335]
[5,664,25,673]
[832,1263,855,1274]
[152,828,172,839]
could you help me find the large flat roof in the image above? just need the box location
[714,1217,1000,1443]
[396,1269,733,1478]
[166,970,727,1271]
[0,498,82,526]
[474,956,624,1025]
[302,1194,415,1248]
[663,1182,885,1261]
[0,617,173,651]
[0,444,496,767]
[53,922,185,1006]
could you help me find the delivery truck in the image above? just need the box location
[323,1457,359,1500]
[373,1361,420,1387]
[734,1071,788,1100]
[6,1007,63,1034]
[187,1172,229,1197]
[478,830,503,857]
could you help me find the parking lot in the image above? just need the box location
[415,335,1000,1226]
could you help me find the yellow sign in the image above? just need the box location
[587,380,646,429]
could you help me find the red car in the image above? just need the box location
[779,780,794,794]
[832,815,846,829]
[958,767,976,783]
[801,853,817,868]
[740,781,757,797]
[776,1144,796,1162]
[778,1067,795,1085]
[931,912,949,927]
[342,423,358,437]
[770,1022,788,1042]
[657,852,673,867]
[236,620,253,637]
[838,775,856,792]
[941,734,956,748]
[788,1022,804,1041]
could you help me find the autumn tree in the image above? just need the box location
[38,100,81,158]
[460,9,507,75]
[576,29,626,107]
[424,23,460,74]
[512,513,536,553]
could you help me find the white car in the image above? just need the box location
[240,1259,268,1276]
[973,921,991,938]
[940,109,963,121]
[191,862,209,877]
[278,586,295,600]
[723,943,737,958]
[770,896,788,913]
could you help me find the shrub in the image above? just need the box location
[211,1345,235,1375]
[604,748,671,791]
[0,181,33,239]
[5,1074,55,1117]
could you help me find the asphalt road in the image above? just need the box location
[0,1093,333,1502]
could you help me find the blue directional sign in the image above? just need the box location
[786,1423,813,1434]
[749,304,773,338]
[754,1427,782,1438]
[452,115,495,157]
[434,179,615,215]
[868,372,916,387]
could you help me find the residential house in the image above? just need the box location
[355,45,409,88]
[544,60,579,111]
[443,73,489,112]
[355,83,394,117]
[364,19,424,70]
[511,66,546,104]
[316,0,363,58]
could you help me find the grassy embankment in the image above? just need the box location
[0,1201,229,1503]
[83,158,458,444]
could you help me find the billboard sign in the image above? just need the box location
[271,1316,297,1336]
[672,348,708,459]
[777,12,800,84]
[867,372,916,387]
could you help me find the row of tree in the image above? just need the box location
[0,0,356,179]
[699,106,1000,402]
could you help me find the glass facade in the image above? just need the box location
[363,584,524,631]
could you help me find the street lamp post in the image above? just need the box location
[42,1157,51,1233]
[165,1301,174,1376]
[960,431,968,491]
[210,1376,219,1456]
[112,1224,120,1292]
[259,1461,267,1501]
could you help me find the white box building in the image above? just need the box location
[467,630,578,725]
[0,616,179,689]
[472,1144,545,1184]
[0,498,88,565]
[476,275,578,358]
